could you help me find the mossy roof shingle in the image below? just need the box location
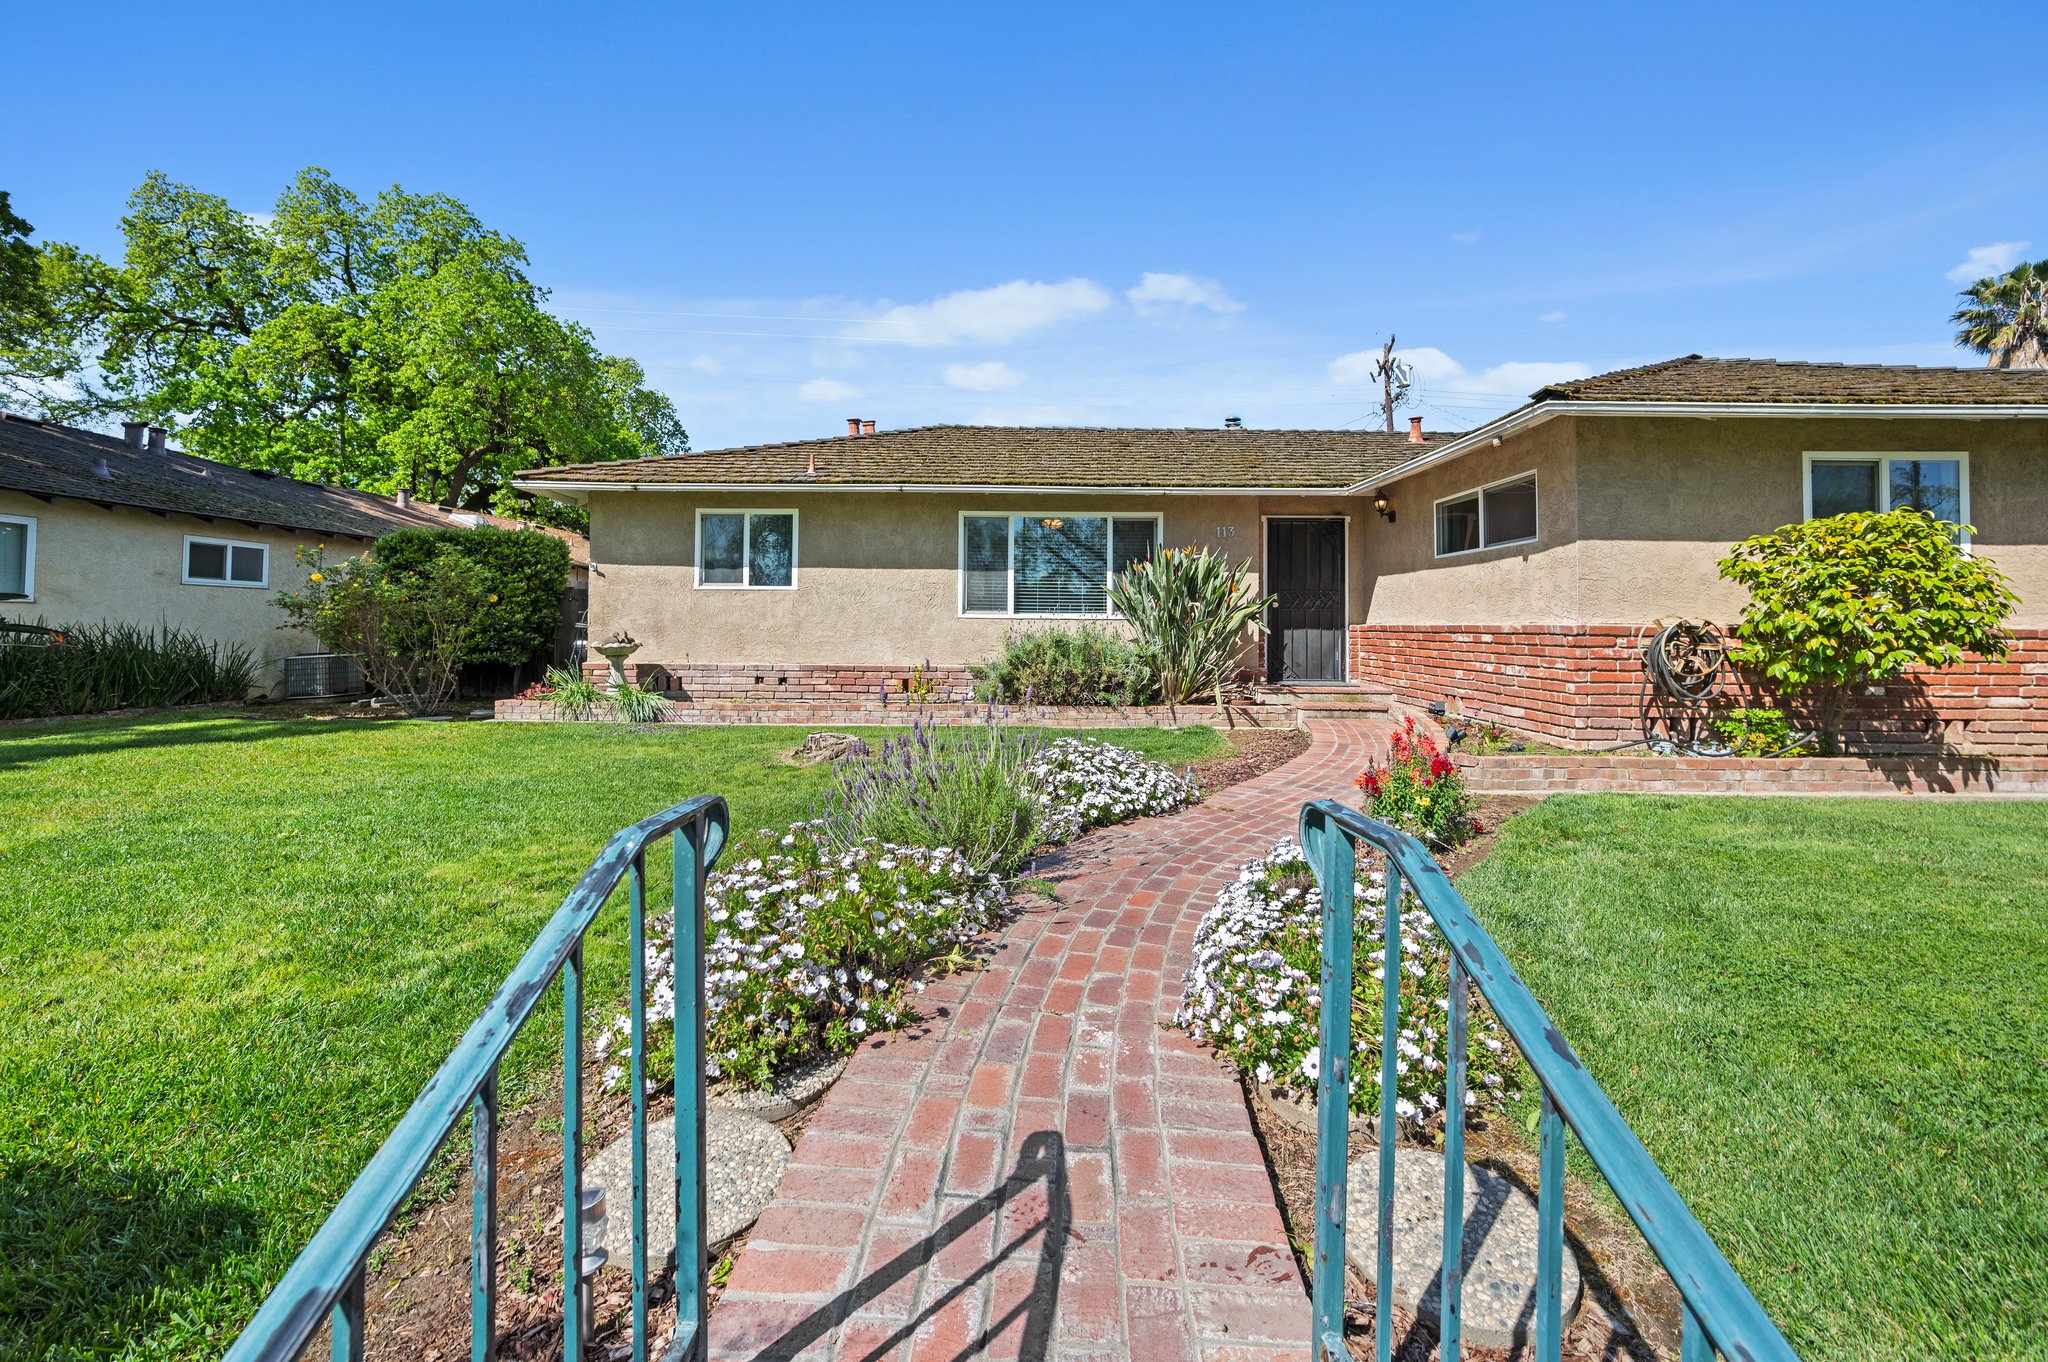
[1531,355,2048,405]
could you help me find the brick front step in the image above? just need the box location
[494,697,1299,730]
[1456,752,2048,797]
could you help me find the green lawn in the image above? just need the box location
[1456,796,2048,1362]
[0,711,1224,1361]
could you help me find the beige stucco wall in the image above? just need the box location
[1360,414,1582,624]
[0,491,355,694]
[586,489,1366,668]
[1571,415,2048,625]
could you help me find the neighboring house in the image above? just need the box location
[0,414,589,696]
[513,358,2048,752]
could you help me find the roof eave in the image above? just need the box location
[511,479,1364,499]
[1345,399,2048,493]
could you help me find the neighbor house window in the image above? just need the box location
[959,512,1160,616]
[183,535,268,587]
[1804,453,1968,536]
[696,509,797,588]
[0,514,35,600]
[1434,472,1538,557]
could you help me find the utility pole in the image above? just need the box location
[1370,334,1413,434]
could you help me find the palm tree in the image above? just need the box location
[1952,258,2048,369]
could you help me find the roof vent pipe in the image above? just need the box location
[847,417,861,437]
[1224,416,1242,429]
[861,420,876,436]
[91,456,113,481]
[122,421,147,448]
[146,426,167,455]
[1407,416,1425,443]
[394,489,412,508]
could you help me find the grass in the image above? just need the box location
[1455,795,2048,1362]
[0,711,1225,1361]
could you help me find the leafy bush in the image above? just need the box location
[1710,707,1811,757]
[971,626,1156,706]
[0,620,256,719]
[373,527,571,667]
[275,546,490,715]
[1107,546,1273,716]
[1355,716,1477,849]
[608,680,668,724]
[1718,508,2018,752]
[532,664,606,716]
[1177,839,1518,1129]
[819,719,1045,876]
[1023,738,1199,843]
[602,826,1005,1089]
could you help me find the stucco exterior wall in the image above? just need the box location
[1360,415,1582,624]
[585,489,1365,668]
[0,490,347,694]
[1571,415,2048,626]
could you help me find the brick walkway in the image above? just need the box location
[707,715,1395,1362]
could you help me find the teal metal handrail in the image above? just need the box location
[226,794,730,1362]
[1298,799,1798,1362]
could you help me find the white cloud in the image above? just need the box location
[797,377,860,403]
[688,354,726,374]
[1946,241,2031,284]
[1449,229,1481,244]
[1538,310,1567,324]
[944,360,1026,391]
[1328,346,1592,400]
[1125,272,1244,316]
[850,278,1112,346]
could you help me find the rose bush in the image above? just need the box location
[1177,839,1518,1130]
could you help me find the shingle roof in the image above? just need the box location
[0,414,588,562]
[1531,355,2048,405]
[515,425,1438,492]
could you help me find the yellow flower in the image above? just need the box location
[488,593,500,603]
[309,572,324,583]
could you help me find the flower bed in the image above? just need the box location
[1023,737,1201,843]
[1177,839,1518,1129]
[1356,715,1479,850]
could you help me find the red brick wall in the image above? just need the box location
[1455,752,2048,797]
[582,660,976,705]
[1350,624,2048,756]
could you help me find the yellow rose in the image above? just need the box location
[309,572,324,583]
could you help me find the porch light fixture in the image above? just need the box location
[1371,491,1395,523]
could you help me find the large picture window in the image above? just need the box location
[696,510,797,588]
[959,512,1160,616]
[1804,453,1968,537]
[0,514,35,600]
[1434,472,1538,557]
[183,535,268,587]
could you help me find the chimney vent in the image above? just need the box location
[91,456,113,481]
[146,426,167,455]
[1407,416,1425,443]
[394,489,412,509]
[1223,416,1243,429]
[861,419,876,436]
[122,421,147,448]
[847,417,861,437]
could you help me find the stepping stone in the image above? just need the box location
[1346,1147,1581,1348]
[709,1054,847,1122]
[584,1108,790,1262]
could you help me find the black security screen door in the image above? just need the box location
[1265,518,1346,682]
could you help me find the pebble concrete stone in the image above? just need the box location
[585,1107,791,1262]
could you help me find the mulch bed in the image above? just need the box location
[1188,724,1313,793]
[1240,799,1684,1361]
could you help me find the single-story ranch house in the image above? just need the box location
[0,414,589,696]
[514,357,2048,753]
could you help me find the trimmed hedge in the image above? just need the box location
[374,528,570,667]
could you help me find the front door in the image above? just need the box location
[1265,518,1346,683]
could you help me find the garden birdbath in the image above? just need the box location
[593,639,641,690]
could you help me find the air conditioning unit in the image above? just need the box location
[283,653,366,699]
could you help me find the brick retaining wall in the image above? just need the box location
[1455,751,2048,797]
[494,696,1297,729]
[1351,624,2048,756]
[581,660,977,705]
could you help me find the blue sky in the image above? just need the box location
[12,3,2042,449]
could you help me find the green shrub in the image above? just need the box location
[1107,546,1273,716]
[0,620,256,719]
[275,546,491,715]
[1354,716,1477,849]
[608,681,667,724]
[819,719,1045,876]
[971,626,1155,706]
[373,527,571,667]
[1711,707,1811,756]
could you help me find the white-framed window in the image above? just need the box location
[0,514,36,601]
[183,534,268,587]
[695,509,798,589]
[1434,471,1538,557]
[959,511,1161,617]
[1802,452,1970,540]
